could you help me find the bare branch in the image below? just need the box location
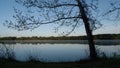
[37,17,81,24]
[15,0,78,9]
[104,7,120,16]
[5,16,81,31]
[65,19,79,36]
[36,4,78,8]
[5,0,102,34]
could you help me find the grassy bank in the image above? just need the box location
[0,58,120,68]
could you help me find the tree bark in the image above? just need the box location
[76,0,97,60]
[83,19,97,60]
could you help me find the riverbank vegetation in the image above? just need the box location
[0,34,120,40]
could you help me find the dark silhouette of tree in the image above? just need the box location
[5,0,104,60]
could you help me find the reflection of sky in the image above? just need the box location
[5,44,90,62]
[0,43,120,62]
[0,0,120,37]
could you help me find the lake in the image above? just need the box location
[0,43,120,62]
[0,40,120,45]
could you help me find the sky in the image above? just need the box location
[0,0,120,37]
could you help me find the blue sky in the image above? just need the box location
[0,0,120,37]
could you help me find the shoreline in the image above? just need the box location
[0,40,120,45]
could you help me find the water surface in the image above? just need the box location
[0,43,120,62]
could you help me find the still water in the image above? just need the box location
[0,43,120,62]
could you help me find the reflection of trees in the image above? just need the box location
[0,44,14,59]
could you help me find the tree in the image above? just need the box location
[104,0,120,21]
[5,0,103,60]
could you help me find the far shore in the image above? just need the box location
[0,40,120,45]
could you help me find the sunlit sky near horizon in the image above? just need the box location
[0,0,120,37]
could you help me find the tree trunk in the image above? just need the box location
[76,0,97,60]
[83,20,97,60]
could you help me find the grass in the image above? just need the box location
[0,58,120,68]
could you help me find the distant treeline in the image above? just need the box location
[0,34,120,40]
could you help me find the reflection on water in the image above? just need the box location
[0,43,120,62]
